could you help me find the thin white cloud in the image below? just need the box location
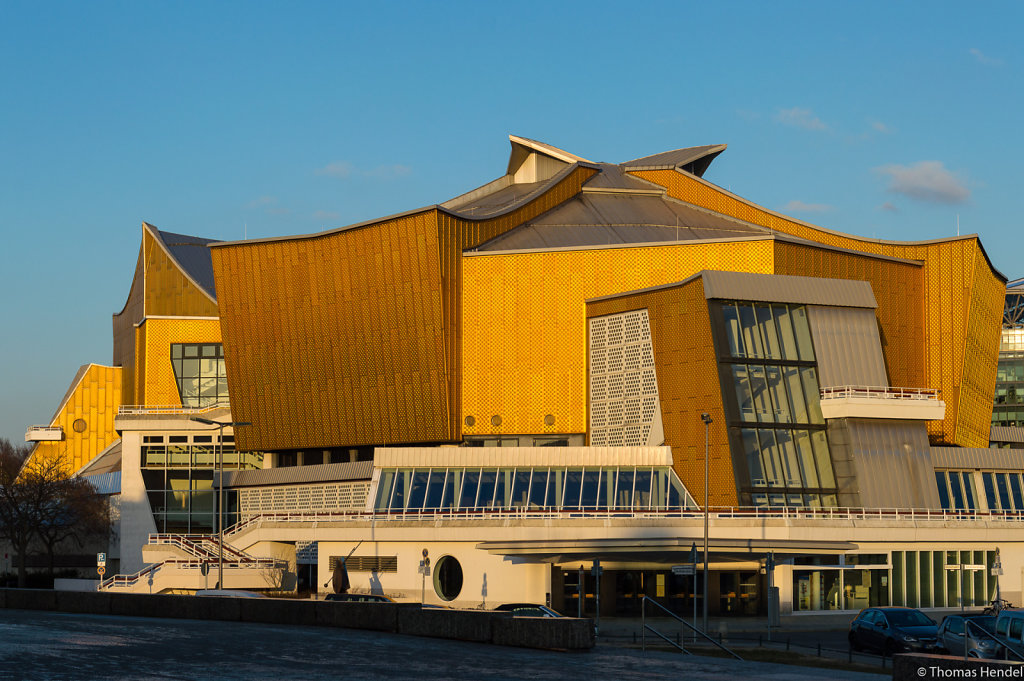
[782,200,833,213]
[870,120,892,134]
[313,210,340,221]
[774,107,828,131]
[969,48,1003,66]
[246,195,278,209]
[315,161,354,178]
[875,161,970,204]
[879,201,899,213]
[316,161,411,180]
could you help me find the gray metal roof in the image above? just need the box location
[221,460,373,488]
[150,225,219,300]
[931,446,1024,471]
[472,164,770,252]
[587,269,878,309]
[701,270,878,308]
[622,144,727,176]
[991,426,1024,444]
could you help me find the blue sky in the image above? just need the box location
[1,1,1021,444]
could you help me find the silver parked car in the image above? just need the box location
[937,614,1000,658]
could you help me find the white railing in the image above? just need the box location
[820,386,941,401]
[117,402,229,416]
[98,556,284,591]
[25,425,62,434]
[220,505,1024,536]
[147,533,255,562]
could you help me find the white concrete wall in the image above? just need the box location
[117,431,158,574]
[318,540,550,610]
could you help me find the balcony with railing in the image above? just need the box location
[819,385,945,421]
[24,425,63,442]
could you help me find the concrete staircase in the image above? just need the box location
[99,533,286,594]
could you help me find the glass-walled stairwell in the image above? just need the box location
[713,301,839,508]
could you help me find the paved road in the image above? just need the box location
[0,609,887,681]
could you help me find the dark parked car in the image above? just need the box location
[938,614,1001,658]
[494,603,563,618]
[324,593,394,603]
[849,607,939,655]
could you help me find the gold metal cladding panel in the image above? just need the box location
[138,318,222,406]
[461,239,774,439]
[585,278,736,507]
[632,168,1002,447]
[113,249,145,406]
[212,210,451,453]
[438,165,599,441]
[773,240,926,392]
[956,247,1004,446]
[23,364,122,476]
[142,228,219,318]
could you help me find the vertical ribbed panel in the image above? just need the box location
[23,364,122,475]
[807,306,888,388]
[841,419,940,510]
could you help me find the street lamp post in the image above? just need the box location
[190,416,250,590]
[700,412,712,634]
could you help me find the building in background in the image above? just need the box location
[24,135,1024,619]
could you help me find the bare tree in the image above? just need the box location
[0,440,110,586]
[35,474,111,578]
[0,438,38,587]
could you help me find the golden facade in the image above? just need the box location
[461,240,775,439]
[25,364,122,475]
[212,167,597,453]
[630,168,1005,446]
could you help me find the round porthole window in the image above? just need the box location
[72,418,87,433]
[464,415,475,427]
[433,555,463,602]
[490,415,502,427]
[544,414,555,426]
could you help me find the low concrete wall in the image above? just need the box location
[492,616,595,651]
[314,601,401,632]
[0,589,593,651]
[893,652,1023,680]
[398,606,507,643]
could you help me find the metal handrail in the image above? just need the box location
[218,505,1024,534]
[820,385,941,401]
[98,556,285,591]
[641,596,741,660]
[147,533,255,562]
[117,402,229,415]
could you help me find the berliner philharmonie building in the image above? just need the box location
[23,134,1024,618]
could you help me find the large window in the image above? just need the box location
[171,343,228,408]
[142,434,263,532]
[373,465,696,514]
[717,301,838,508]
[935,470,979,512]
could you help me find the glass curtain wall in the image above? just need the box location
[141,434,264,532]
[374,466,696,514]
[171,343,229,408]
[717,301,838,508]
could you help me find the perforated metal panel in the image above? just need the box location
[237,481,370,518]
[589,310,659,447]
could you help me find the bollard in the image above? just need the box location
[786,638,790,651]
[758,634,762,647]
[817,643,821,657]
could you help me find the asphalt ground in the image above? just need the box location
[0,609,889,681]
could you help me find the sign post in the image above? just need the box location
[592,559,602,636]
[96,552,106,584]
[418,549,431,604]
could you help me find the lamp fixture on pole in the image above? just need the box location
[700,412,712,634]
[190,416,251,590]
